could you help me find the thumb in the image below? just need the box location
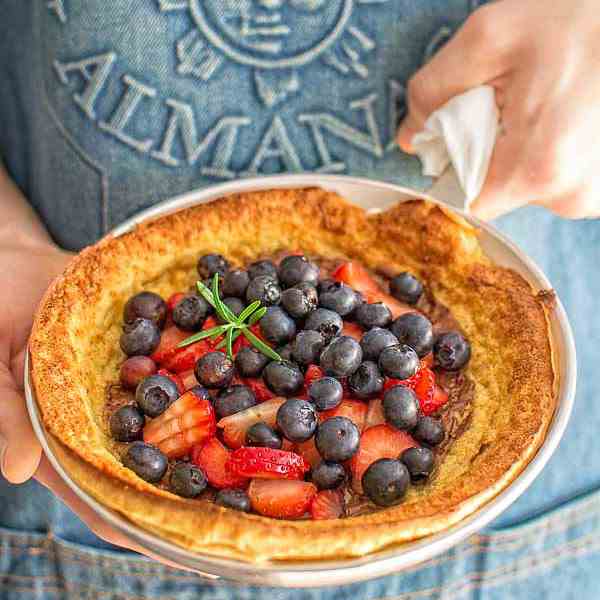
[397,4,511,153]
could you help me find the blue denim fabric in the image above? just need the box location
[2,0,600,597]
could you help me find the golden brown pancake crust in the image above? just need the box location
[29,188,555,562]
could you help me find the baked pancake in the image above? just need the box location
[29,188,555,562]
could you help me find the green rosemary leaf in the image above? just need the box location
[177,325,229,348]
[211,274,238,323]
[196,280,216,308]
[237,300,261,325]
[226,327,234,360]
[215,328,242,350]
[243,328,281,361]
[247,306,267,326]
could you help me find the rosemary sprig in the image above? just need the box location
[177,273,282,361]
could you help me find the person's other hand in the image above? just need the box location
[397,0,600,220]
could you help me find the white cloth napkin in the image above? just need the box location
[411,85,500,211]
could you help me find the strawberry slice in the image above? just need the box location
[320,400,368,432]
[157,368,185,395]
[143,390,215,458]
[342,321,363,341]
[217,397,286,449]
[332,262,412,318]
[294,437,322,469]
[365,398,385,429]
[228,447,310,480]
[311,489,345,520]
[382,358,432,394]
[151,326,190,364]
[350,424,417,494]
[166,292,186,313]
[298,364,325,399]
[388,366,448,416]
[240,377,276,403]
[191,438,249,489]
[248,479,317,519]
[421,353,434,369]
[179,369,199,391]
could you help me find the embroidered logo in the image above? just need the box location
[159,0,389,106]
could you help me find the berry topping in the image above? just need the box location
[191,438,249,489]
[294,437,322,469]
[310,489,345,520]
[143,390,216,458]
[413,417,445,447]
[166,292,186,313]
[222,269,250,299]
[172,294,209,331]
[123,291,167,328]
[320,400,368,433]
[279,255,320,288]
[434,331,472,371]
[109,405,145,442]
[240,376,277,403]
[276,398,318,442]
[378,344,419,380]
[318,279,338,294]
[280,282,318,319]
[246,422,283,449]
[360,327,399,362]
[291,330,324,366]
[401,447,435,482]
[215,488,251,512]
[197,253,229,279]
[353,303,392,330]
[308,377,343,411]
[350,424,417,494]
[248,259,278,281]
[120,318,161,357]
[150,325,192,365]
[390,313,434,358]
[259,306,297,346]
[304,308,343,343]
[365,398,385,429]
[319,282,360,317]
[214,385,257,420]
[390,272,424,306]
[315,416,360,462]
[342,321,363,341]
[246,275,281,306]
[312,461,346,490]
[123,442,168,483]
[362,458,410,507]
[263,361,304,397]
[157,368,185,395]
[234,346,270,378]
[135,374,180,418]
[348,361,384,399]
[120,356,157,390]
[228,447,310,480]
[320,336,363,378]
[169,462,208,498]
[248,479,317,519]
[194,351,234,389]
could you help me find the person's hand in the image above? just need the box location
[397,0,600,220]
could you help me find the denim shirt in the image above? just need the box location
[2,2,600,598]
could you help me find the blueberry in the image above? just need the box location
[434,331,471,371]
[123,291,167,328]
[222,269,250,299]
[315,416,360,462]
[401,447,435,482]
[291,330,324,366]
[197,253,229,279]
[123,442,168,483]
[215,489,251,512]
[308,377,343,411]
[109,405,145,442]
[120,356,157,390]
[276,398,318,442]
[278,255,320,288]
[248,259,278,281]
[190,385,211,402]
[217,297,244,324]
[304,308,343,343]
[312,461,347,490]
[234,346,269,378]
[413,417,445,447]
[276,343,294,361]
[320,336,363,378]
[246,275,281,306]
[259,306,297,345]
[378,344,419,380]
[170,462,208,498]
[360,327,399,362]
[348,361,384,399]
[280,282,318,319]
[214,385,256,419]
[120,318,161,357]
[362,458,409,506]
[318,279,338,294]
[319,282,359,317]
[383,386,419,430]
[172,294,209,331]
[263,360,304,396]
[390,272,423,305]
[194,351,234,389]
[135,374,179,417]
[246,422,282,449]
[390,313,434,358]
[354,303,392,330]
